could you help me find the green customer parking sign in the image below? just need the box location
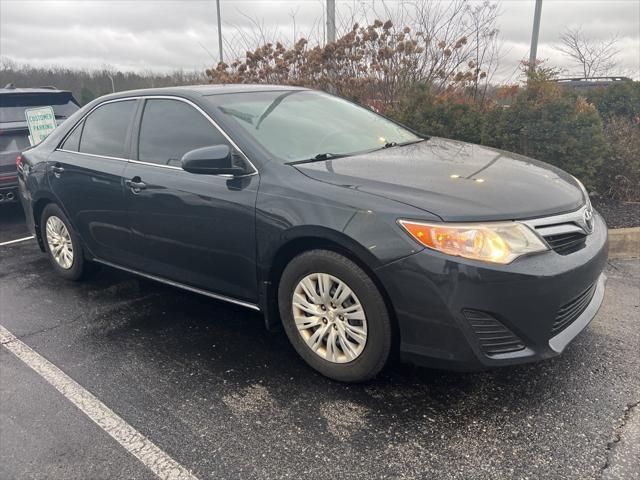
[25,106,57,145]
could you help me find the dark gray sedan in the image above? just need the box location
[17,85,608,382]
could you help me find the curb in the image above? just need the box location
[608,227,640,259]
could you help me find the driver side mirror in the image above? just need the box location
[181,145,249,176]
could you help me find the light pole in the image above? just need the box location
[326,0,336,44]
[528,0,543,75]
[216,0,223,63]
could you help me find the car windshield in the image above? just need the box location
[209,90,420,163]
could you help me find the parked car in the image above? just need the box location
[555,76,633,92]
[1,84,79,203]
[17,85,608,382]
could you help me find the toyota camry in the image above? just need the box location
[17,85,608,382]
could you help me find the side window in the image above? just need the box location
[79,100,136,158]
[60,121,83,151]
[138,99,228,167]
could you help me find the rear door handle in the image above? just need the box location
[51,164,65,176]
[125,177,147,193]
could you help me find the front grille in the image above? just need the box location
[543,231,587,255]
[523,204,593,257]
[463,310,525,356]
[551,283,596,335]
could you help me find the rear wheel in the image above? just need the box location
[278,249,392,382]
[41,204,87,281]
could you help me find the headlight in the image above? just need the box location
[399,220,548,264]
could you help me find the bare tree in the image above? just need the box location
[556,26,620,78]
[334,0,503,92]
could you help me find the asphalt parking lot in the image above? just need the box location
[1,201,639,480]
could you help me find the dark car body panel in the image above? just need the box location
[295,138,584,221]
[18,85,608,371]
[122,161,260,302]
[47,149,131,263]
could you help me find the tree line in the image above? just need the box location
[0,58,205,105]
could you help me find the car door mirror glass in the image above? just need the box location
[181,145,247,175]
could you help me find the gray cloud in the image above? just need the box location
[497,0,639,79]
[1,0,638,80]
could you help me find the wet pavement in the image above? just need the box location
[1,202,639,479]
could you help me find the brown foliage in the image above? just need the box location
[206,20,484,110]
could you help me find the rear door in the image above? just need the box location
[48,99,138,263]
[123,97,259,302]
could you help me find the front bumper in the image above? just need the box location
[376,212,609,370]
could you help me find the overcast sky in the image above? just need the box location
[1,0,638,82]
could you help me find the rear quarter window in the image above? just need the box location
[60,121,83,152]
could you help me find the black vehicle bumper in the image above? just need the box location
[0,180,18,203]
[376,212,609,370]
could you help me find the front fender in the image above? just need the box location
[254,166,436,330]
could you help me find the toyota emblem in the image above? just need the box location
[583,208,594,232]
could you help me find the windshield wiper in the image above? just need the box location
[285,138,428,166]
[379,138,426,150]
[286,152,352,165]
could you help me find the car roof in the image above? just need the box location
[97,84,310,101]
[182,84,309,95]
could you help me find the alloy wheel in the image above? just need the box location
[292,273,368,363]
[45,215,74,269]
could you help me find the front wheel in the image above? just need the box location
[41,203,87,281]
[278,249,392,382]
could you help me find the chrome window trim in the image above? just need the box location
[56,148,128,162]
[94,258,261,311]
[55,94,259,176]
[129,158,182,171]
[56,149,247,178]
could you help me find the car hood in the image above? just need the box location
[294,137,585,221]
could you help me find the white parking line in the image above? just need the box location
[0,325,199,480]
[0,235,34,246]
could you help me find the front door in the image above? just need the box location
[123,97,259,303]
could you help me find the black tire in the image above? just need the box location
[278,249,392,382]
[40,203,87,281]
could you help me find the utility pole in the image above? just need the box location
[216,0,223,63]
[326,0,336,44]
[528,0,543,75]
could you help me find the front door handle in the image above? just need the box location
[125,177,147,193]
